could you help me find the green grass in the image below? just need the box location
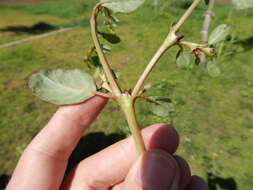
[0,1,253,189]
[0,0,97,18]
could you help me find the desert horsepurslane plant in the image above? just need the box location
[29,0,223,155]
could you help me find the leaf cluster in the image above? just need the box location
[176,24,231,77]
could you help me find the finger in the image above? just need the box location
[120,150,178,190]
[111,155,191,190]
[174,156,191,190]
[110,183,123,190]
[6,96,107,190]
[61,124,179,190]
[187,176,209,190]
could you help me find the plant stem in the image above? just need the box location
[132,0,202,97]
[172,0,202,32]
[93,91,116,100]
[199,0,216,67]
[119,95,146,154]
[132,32,177,97]
[201,0,216,42]
[90,3,145,155]
[90,0,202,156]
[90,3,121,96]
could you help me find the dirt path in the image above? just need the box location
[0,0,60,4]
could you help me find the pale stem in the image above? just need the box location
[132,37,172,97]
[119,95,146,154]
[90,4,121,96]
[200,0,216,43]
[132,0,203,97]
[90,3,145,155]
[172,0,203,32]
[93,91,116,99]
[200,0,216,66]
[90,0,202,156]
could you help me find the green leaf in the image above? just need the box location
[232,0,253,9]
[29,69,96,105]
[208,24,230,45]
[176,51,195,69]
[99,32,121,44]
[101,0,145,13]
[87,56,101,68]
[207,63,221,77]
[147,96,175,117]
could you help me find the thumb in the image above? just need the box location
[121,150,179,190]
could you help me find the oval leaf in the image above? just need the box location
[176,51,195,69]
[232,0,253,9]
[146,96,175,117]
[207,63,221,77]
[101,0,145,13]
[208,24,230,45]
[100,32,121,44]
[29,69,96,105]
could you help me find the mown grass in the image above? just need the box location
[0,1,253,189]
[0,0,97,18]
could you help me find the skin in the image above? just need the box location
[6,96,209,190]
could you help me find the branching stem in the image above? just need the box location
[132,0,202,97]
[132,32,177,97]
[90,3,146,155]
[90,0,203,156]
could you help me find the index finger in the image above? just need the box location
[6,96,107,190]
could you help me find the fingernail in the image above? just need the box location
[137,150,177,190]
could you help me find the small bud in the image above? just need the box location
[175,33,184,41]
[199,47,216,57]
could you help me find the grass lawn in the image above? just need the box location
[0,0,253,189]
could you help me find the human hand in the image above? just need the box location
[6,96,208,190]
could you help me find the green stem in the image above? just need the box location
[132,0,202,97]
[90,0,202,156]
[90,3,121,96]
[118,95,146,155]
[132,32,178,97]
[172,0,202,32]
[90,3,145,156]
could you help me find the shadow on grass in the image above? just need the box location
[207,173,238,190]
[0,22,57,35]
[0,174,10,189]
[235,36,253,51]
[65,132,125,175]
